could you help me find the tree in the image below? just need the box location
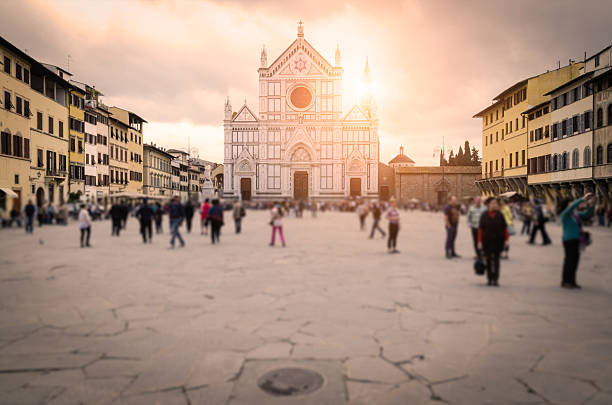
[471,146,480,166]
[439,150,447,166]
[457,146,464,165]
[448,150,455,165]
[464,141,471,165]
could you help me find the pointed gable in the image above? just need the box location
[266,38,335,77]
[343,105,369,122]
[232,104,258,122]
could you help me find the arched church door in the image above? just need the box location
[240,178,251,201]
[293,171,308,200]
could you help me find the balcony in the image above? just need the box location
[45,169,67,180]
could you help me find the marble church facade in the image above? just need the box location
[223,22,379,201]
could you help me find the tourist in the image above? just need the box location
[385,197,400,253]
[467,196,486,258]
[24,200,36,234]
[559,193,594,289]
[200,198,210,235]
[269,203,286,247]
[357,200,369,230]
[369,201,386,239]
[120,201,128,229]
[78,204,92,248]
[232,201,245,234]
[499,199,514,259]
[110,202,123,236]
[185,200,195,233]
[477,197,508,286]
[528,198,551,245]
[168,196,185,248]
[444,195,461,258]
[153,202,164,234]
[8,206,22,228]
[520,201,534,235]
[207,198,224,244]
[136,199,153,244]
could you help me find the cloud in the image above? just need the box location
[1,0,610,165]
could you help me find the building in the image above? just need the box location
[95,100,110,205]
[223,22,379,201]
[475,63,583,196]
[143,143,173,197]
[387,147,480,205]
[67,80,86,196]
[109,116,129,196]
[167,149,189,201]
[212,163,224,194]
[109,106,145,194]
[378,162,395,201]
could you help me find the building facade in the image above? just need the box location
[68,84,85,195]
[109,117,129,195]
[95,102,110,205]
[109,106,145,194]
[167,149,189,201]
[223,22,379,201]
[143,143,172,197]
[590,47,612,199]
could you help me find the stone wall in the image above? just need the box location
[394,166,481,205]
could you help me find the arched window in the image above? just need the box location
[608,143,612,164]
[596,145,603,165]
[562,152,569,170]
[572,148,579,168]
[552,154,558,171]
[584,146,591,167]
[596,108,603,127]
[609,104,612,126]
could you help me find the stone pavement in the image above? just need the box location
[0,209,611,405]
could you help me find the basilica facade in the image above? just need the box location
[223,22,379,201]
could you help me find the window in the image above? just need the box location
[37,148,43,167]
[3,56,10,74]
[572,149,579,168]
[585,111,592,130]
[15,96,22,115]
[59,121,64,138]
[545,125,549,138]
[515,151,519,167]
[320,164,333,189]
[597,108,603,127]
[608,143,612,164]
[267,164,280,188]
[24,138,29,159]
[48,116,54,134]
[37,112,43,130]
[595,54,600,67]
[609,104,612,126]
[584,146,591,167]
[1,131,10,155]
[4,90,11,111]
[572,116,578,133]
[15,63,22,80]
[509,153,512,168]
[24,100,30,117]
[522,150,525,166]
[530,130,534,142]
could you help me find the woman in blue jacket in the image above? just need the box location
[559,192,594,289]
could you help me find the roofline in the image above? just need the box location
[144,144,175,160]
[492,78,529,101]
[264,37,334,73]
[542,71,594,96]
[522,99,550,115]
[472,100,503,118]
[585,44,611,62]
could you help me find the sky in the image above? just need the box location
[1,0,611,165]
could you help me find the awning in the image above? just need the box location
[0,188,18,198]
[499,191,518,198]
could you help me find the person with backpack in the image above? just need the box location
[477,197,508,286]
[232,201,245,234]
[369,201,386,239]
[206,199,224,244]
[24,200,36,234]
[559,193,594,289]
[269,203,286,247]
[528,198,551,245]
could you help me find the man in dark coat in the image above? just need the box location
[168,196,185,248]
[477,197,509,286]
[528,198,551,245]
[185,200,195,233]
[136,199,154,243]
[110,202,123,236]
[24,200,36,233]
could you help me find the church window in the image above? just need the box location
[268,82,281,96]
[320,164,333,189]
[268,98,281,112]
[267,164,280,188]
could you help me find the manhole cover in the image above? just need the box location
[257,367,324,397]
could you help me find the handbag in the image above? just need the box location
[474,254,486,276]
[507,224,516,236]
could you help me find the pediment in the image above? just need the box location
[232,104,258,122]
[344,105,369,122]
[267,38,334,78]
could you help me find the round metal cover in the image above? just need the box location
[257,367,324,397]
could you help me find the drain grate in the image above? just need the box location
[257,367,324,397]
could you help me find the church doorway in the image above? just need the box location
[437,190,448,206]
[240,178,251,201]
[293,171,308,200]
[350,178,361,197]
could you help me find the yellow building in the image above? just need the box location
[108,117,129,196]
[475,63,582,196]
[525,100,554,201]
[68,83,86,195]
[143,143,172,197]
[1,37,71,219]
[109,106,145,194]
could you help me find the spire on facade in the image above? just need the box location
[224,97,232,120]
[335,44,341,67]
[363,56,371,83]
[260,45,267,68]
[297,20,304,37]
[400,145,404,155]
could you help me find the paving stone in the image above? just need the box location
[113,389,188,405]
[345,357,408,384]
[185,383,234,405]
[247,342,293,359]
[520,372,599,405]
[186,350,245,388]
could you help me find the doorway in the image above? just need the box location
[240,178,251,201]
[293,171,308,200]
[350,178,361,197]
[437,190,448,206]
[379,186,389,201]
[36,187,45,207]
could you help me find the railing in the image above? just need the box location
[480,171,504,179]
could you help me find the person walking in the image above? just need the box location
[136,199,154,244]
[444,195,461,258]
[110,202,123,236]
[499,199,514,259]
[200,198,210,235]
[24,200,36,233]
[232,201,245,234]
[153,202,163,234]
[78,204,92,248]
[467,197,486,258]
[369,201,386,239]
[185,200,195,233]
[520,201,533,235]
[269,203,286,247]
[120,201,128,230]
[207,199,224,244]
[168,196,185,248]
[357,200,369,230]
[559,193,594,289]
[528,198,551,245]
[385,197,400,253]
[477,197,508,286]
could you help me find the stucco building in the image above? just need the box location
[143,143,173,198]
[223,22,379,201]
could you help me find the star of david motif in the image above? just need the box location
[293,57,308,73]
